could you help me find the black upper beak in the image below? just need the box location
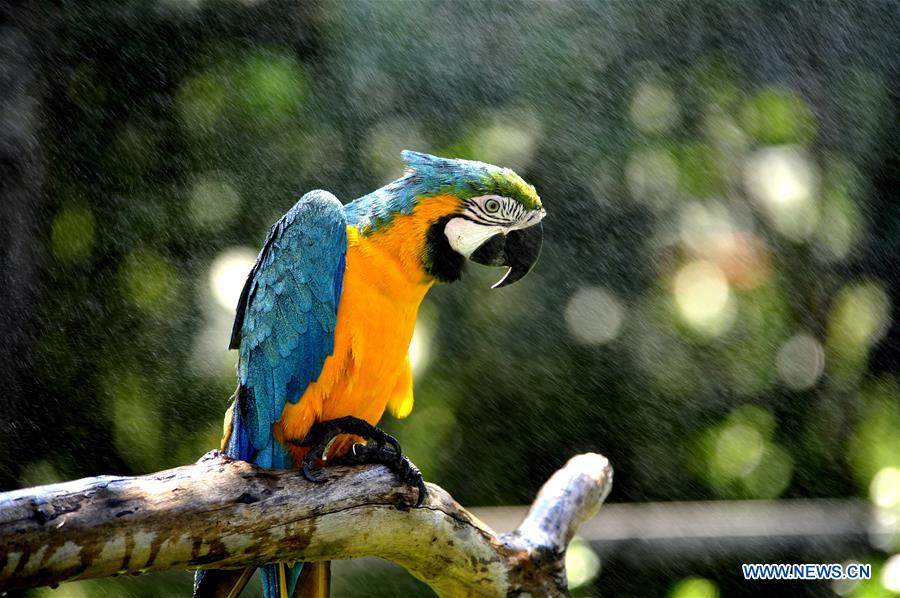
[470,222,543,288]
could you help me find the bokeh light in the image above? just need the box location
[191,248,258,379]
[189,174,241,231]
[409,309,434,379]
[827,283,894,396]
[50,204,95,264]
[626,146,679,207]
[740,87,816,145]
[564,286,626,345]
[882,554,900,593]
[176,52,308,134]
[690,405,794,499]
[208,247,257,312]
[848,378,900,490]
[744,145,819,240]
[631,79,679,133]
[119,249,179,314]
[776,332,825,390]
[669,577,719,598]
[828,281,892,366]
[870,467,900,510]
[816,159,864,260]
[452,109,542,173]
[366,118,428,180]
[673,260,734,336]
[565,536,601,589]
[678,201,735,256]
[712,421,765,479]
[104,372,162,472]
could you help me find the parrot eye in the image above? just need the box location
[484,198,501,213]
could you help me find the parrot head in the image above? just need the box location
[400,150,545,288]
[347,150,545,287]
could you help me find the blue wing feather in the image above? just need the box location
[205,192,344,598]
[230,190,348,456]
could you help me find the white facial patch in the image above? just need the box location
[445,195,546,258]
[444,218,503,258]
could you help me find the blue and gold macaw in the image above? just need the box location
[193,151,545,598]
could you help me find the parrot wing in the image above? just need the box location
[228,189,347,466]
[197,191,345,598]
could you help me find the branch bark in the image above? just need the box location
[0,451,612,596]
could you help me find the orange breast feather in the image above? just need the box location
[273,195,460,464]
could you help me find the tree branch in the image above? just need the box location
[0,451,612,596]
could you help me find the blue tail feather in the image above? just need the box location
[197,393,304,598]
[261,562,304,598]
[252,410,302,597]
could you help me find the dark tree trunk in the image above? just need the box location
[0,0,56,489]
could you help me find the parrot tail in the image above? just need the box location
[195,393,319,597]
[193,563,308,598]
[261,562,305,598]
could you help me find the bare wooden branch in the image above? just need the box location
[0,451,612,596]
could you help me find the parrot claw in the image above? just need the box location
[396,454,428,508]
[334,442,428,507]
[292,416,427,505]
[301,459,326,484]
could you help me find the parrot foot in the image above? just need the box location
[301,459,326,484]
[293,416,426,506]
[334,442,428,507]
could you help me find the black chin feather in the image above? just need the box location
[425,216,466,283]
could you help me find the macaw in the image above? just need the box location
[193,150,545,598]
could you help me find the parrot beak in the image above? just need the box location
[469,222,543,288]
